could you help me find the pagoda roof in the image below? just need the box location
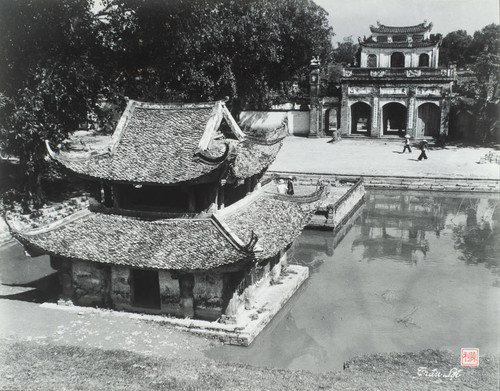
[218,185,327,260]
[369,21,432,34]
[47,99,283,185]
[10,184,327,270]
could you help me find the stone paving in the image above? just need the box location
[270,137,500,180]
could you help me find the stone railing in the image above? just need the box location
[326,178,365,227]
[342,67,455,79]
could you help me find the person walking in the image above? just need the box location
[418,140,429,160]
[403,134,412,153]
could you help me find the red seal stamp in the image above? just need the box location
[461,348,479,366]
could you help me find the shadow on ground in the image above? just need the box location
[0,273,60,303]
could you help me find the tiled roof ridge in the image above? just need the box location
[7,209,92,237]
[45,140,110,162]
[196,100,246,153]
[243,124,288,146]
[370,21,432,34]
[215,187,264,219]
[210,214,262,253]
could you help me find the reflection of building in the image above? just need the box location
[310,22,455,139]
[352,192,447,263]
[13,100,325,320]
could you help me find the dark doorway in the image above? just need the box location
[132,269,160,309]
[350,102,371,135]
[417,103,441,137]
[419,53,430,67]
[383,103,407,135]
[367,54,377,67]
[391,52,405,67]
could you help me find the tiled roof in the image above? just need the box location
[370,22,432,34]
[49,101,236,184]
[231,139,283,179]
[219,187,326,260]
[13,211,252,270]
[50,100,283,184]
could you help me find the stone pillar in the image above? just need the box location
[111,184,122,208]
[371,97,380,137]
[308,57,321,138]
[186,187,196,213]
[440,97,451,136]
[244,178,251,194]
[218,180,225,210]
[340,85,350,136]
[407,96,416,137]
[103,181,113,207]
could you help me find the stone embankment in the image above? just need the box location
[269,171,500,193]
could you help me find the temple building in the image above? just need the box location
[310,21,456,139]
[11,99,325,321]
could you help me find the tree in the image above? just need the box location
[331,36,359,66]
[440,30,472,68]
[451,24,500,142]
[0,0,334,207]
[97,0,334,109]
[0,0,115,208]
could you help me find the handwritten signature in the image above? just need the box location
[417,367,463,379]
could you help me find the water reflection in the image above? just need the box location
[452,198,500,273]
[293,190,499,273]
[208,190,500,372]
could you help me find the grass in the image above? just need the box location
[0,340,498,390]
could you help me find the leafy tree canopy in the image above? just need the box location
[0,0,119,206]
[331,36,359,66]
[97,0,334,109]
[0,0,334,206]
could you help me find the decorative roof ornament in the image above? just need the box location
[310,56,321,67]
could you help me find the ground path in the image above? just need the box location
[270,138,500,180]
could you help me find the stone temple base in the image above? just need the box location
[41,264,309,346]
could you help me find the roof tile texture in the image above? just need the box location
[18,213,249,270]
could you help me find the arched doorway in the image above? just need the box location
[417,103,441,137]
[324,107,340,135]
[382,103,407,135]
[391,52,405,67]
[350,102,371,135]
[419,53,429,67]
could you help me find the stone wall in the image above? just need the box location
[111,266,131,310]
[224,250,288,318]
[193,272,224,319]
[239,110,310,136]
[72,260,108,307]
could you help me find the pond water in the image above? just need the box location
[207,190,500,372]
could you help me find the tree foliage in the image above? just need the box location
[331,36,359,66]
[98,0,334,109]
[447,24,500,142]
[0,0,334,206]
[0,0,116,206]
[440,30,473,68]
